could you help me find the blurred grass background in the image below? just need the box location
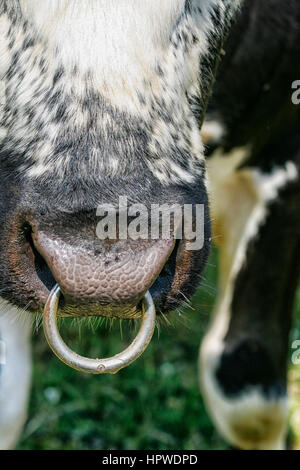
[17,248,300,450]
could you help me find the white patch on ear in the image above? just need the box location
[0,299,32,450]
[199,152,298,449]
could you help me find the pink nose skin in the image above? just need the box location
[32,229,175,318]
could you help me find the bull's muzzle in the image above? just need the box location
[43,284,156,374]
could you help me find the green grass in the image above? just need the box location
[17,249,300,450]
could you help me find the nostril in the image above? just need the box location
[23,224,56,292]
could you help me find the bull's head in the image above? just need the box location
[0,0,240,370]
